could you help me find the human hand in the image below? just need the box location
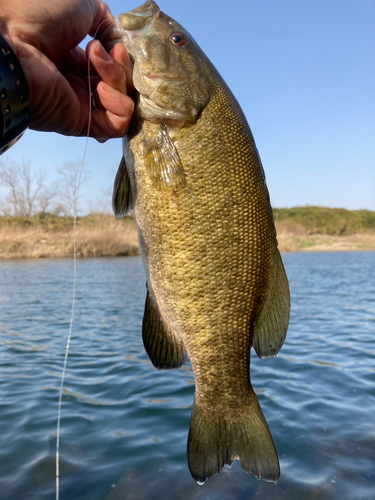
[0,0,134,142]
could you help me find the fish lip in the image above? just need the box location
[100,18,153,51]
[106,0,160,34]
[99,2,161,50]
[123,0,160,21]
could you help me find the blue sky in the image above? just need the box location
[3,0,375,212]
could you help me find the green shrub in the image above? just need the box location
[273,206,374,235]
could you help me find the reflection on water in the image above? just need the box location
[0,253,374,500]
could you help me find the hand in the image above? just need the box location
[0,0,134,142]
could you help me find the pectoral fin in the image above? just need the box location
[252,249,290,359]
[112,156,132,219]
[143,125,187,191]
[142,290,187,370]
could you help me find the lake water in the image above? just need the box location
[0,252,374,500]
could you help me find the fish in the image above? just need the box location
[101,0,290,484]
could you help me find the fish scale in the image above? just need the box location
[102,0,289,484]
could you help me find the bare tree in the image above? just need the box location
[0,159,57,216]
[56,160,89,216]
[0,160,20,215]
[19,161,48,216]
[0,159,90,217]
[88,184,113,215]
[37,182,59,213]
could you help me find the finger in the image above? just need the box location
[91,86,104,112]
[90,110,133,142]
[59,46,88,76]
[97,81,134,125]
[89,1,115,39]
[109,44,135,95]
[87,40,128,95]
[90,83,134,141]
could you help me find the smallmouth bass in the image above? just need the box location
[101,0,290,484]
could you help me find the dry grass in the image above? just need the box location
[275,221,375,252]
[0,213,374,260]
[0,214,139,259]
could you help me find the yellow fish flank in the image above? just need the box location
[101,0,290,484]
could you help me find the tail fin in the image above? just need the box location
[187,393,279,484]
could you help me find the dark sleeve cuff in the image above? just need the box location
[0,34,29,155]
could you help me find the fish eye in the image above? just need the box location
[169,32,186,47]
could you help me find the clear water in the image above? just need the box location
[0,253,374,500]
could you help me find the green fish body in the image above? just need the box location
[102,0,290,483]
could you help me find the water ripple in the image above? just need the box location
[0,253,374,499]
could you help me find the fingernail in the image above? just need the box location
[95,40,111,62]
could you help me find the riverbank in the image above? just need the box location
[0,213,139,259]
[274,206,375,252]
[0,208,374,259]
[276,226,375,252]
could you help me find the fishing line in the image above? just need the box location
[55,19,111,500]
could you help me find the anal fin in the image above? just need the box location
[142,290,187,370]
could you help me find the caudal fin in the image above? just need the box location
[187,392,279,483]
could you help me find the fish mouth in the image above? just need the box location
[117,0,160,31]
[100,0,161,50]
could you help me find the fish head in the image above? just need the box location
[100,1,209,124]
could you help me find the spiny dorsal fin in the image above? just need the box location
[142,290,187,370]
[143,125,187,192]
[252,248,290,359]
[112,156,132,219]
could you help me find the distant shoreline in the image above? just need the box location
[276,232,375,253]
[0,213,140,260]
[0,209,374,260]
[274,206,375,252]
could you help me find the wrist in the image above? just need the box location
[0,33,29,154]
